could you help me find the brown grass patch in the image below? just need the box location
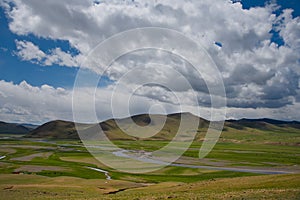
[11,152,53,161]
[14,165,68,173]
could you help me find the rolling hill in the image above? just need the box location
[25,113,206,140]
[24,113,300,144]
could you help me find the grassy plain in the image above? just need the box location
[0,129,299,199]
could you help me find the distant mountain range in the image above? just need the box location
[226,118,300,130]
[0,121,38,134]
[1,113,300,139]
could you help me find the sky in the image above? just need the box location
[0,0,300,124]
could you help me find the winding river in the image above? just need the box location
[37,141,293,175]
[112,150,292,175]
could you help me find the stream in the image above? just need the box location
[86,166,111,180]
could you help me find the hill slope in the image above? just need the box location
[26,120,93,139]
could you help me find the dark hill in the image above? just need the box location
[26,113,207,140]
[226,118,300,130]
[26,120,86,139]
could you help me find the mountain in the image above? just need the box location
[0,121,34,134]
[25,113,300,141]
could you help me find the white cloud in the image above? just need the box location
[15,40,46,62]
[0,80,71,123]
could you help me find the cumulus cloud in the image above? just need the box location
[0,80,299,124]
[15,40,83,67]
[1,0,300,121]
[0,80,71,123]
[2,0,278,53]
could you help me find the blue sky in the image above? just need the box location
[0,0,300,123]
